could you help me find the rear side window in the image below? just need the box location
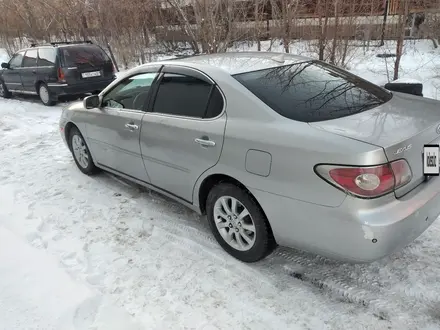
[153,73,222,118]
[22,49,38,67]
[38,48,57,66]
[61,45,110,67]
[233,61,392,122]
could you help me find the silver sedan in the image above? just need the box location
[59,52,440,263]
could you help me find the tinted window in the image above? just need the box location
[153,73,213,118]
[205,87,224,118]
[102,72,157,110]
[9,52,24,68]
[38,48,57,66]
[61,45,111,67]
[233,61,392,122]
[22,49,38,67]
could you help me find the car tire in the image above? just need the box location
[206,183,273,262]
[0,80,12,99]
[38,83,56,106]
[69,126,100,175]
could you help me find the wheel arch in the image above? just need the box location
[64,122,77,151]
[196,173,277,244]
[35,80,45,94]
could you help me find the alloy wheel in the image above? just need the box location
[213,196,256,251]
[72,135,89,169]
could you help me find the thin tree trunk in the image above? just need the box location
[330,0,339,64]
[394,0,409,80]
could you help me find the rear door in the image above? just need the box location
[20,49,38,93]
[59,44,114,85]
[36,47,58,86]
[140,65,226,202]
[2,51,25,92]
[85,67,161,182]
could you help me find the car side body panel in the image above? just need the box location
[59,53,440,263]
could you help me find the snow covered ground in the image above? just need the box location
[1,40,440,329]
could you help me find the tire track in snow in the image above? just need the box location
[273,247,438,327]
[145,212,438,328]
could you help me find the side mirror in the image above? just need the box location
[1,62,9,69]
[84,95,101,109]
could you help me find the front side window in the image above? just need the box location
[9,51,25,68]
[233,61,392,123]
[153,73,221,118]
[22,49,38,67]
[102,72,158,110]
[38,48,57,66]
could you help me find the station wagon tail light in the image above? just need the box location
[314,159,412,198]
[58,67,66,83]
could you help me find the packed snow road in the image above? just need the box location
[1,97,440,330]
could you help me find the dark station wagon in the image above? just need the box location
[0,40,116,106]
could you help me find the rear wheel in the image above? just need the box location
[69,126,99,175]
[38,83,56,106]
[0,80,12,98]
[206,183,273,262]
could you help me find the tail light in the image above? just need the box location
[315,159,412,198]
[58,67,66,83]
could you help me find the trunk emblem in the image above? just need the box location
[436,124,440,135]
[394,144,412,155]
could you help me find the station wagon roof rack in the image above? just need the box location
[30,40,93,47]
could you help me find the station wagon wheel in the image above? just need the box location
[206,183,273,262]
[38,83,56,106]
[0,80,12,98]
[69,126,99,175]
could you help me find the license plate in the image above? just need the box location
[81,71,101,78]
[423,144,440,176]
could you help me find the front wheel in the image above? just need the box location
[69,126,99,175]
[0,80,12,98]
[206,183,273,262]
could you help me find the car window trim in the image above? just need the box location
[101,66,163,113]
[147,65,226,121]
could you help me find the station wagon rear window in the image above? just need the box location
[61,45,111,67]
[233,61,392,122]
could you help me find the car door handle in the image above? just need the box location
[32,70,36,74]
[195,138,216,147]
[125,123,139,130]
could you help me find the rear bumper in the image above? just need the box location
[251,178,440,263]
[48,78,115,97]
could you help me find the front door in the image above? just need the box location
[20,48,38,93]
[85,68,161,183]
[140,65,226,202]
[2,51,25,92]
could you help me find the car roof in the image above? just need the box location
[158,51,313,75]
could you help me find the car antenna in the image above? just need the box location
[271,54,285,63]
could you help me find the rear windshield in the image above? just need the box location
[233,61,392,122]
[61,45,111,67]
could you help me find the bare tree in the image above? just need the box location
[394,0,410,80]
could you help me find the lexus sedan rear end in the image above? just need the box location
[59,52,440,263]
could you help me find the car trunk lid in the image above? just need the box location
[310,92,440,198]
